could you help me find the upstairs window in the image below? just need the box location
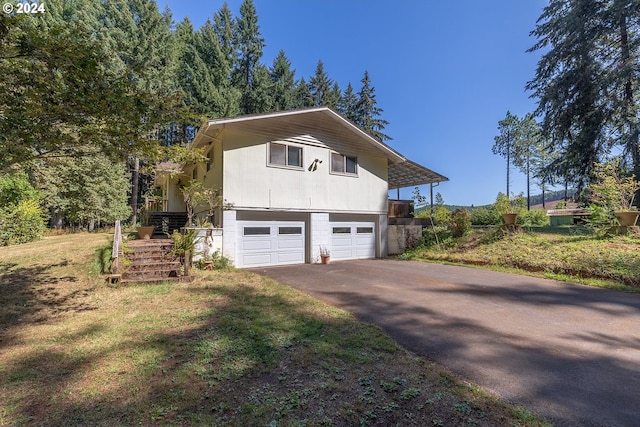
[269,142,303,169]
[331,152,358,175]
[206,149,213,171]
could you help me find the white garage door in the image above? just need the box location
[237,221,305,268]
[330,221,376,261]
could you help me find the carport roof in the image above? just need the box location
[388,158,448,189]
[193,107,448,189]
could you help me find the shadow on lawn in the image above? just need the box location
[0,275,525,427]
[0,260,96,330]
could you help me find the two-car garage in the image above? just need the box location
[235,214,378,268]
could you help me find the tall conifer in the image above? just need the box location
[355,71,391,142]
[270,49,296,111]
[234,0,265,114]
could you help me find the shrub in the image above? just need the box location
[421,226,456,249]
[450,208,471,237]
[195,250,233,271]
[432,206,451,227]
[0,199,47,245]
[517,208,549,227]
[585,204,613,232]
[470,206,500,226]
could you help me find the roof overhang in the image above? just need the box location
[193,107,405,163]
[190,107,449,190]
[388,158,449,190]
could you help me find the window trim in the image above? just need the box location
[267,141,304,170]
[330,152,358,176]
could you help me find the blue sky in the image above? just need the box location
[161,0,549,206]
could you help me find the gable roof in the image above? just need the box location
[192,107,448,188]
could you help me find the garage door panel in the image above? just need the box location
[237,220,305,268]
[276,251,304,263]
[330,221,375,261]
[241,239,273,251]
[276,237,304,250]
[241,253,273,267]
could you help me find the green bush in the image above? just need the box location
[517,208,549,227]
[432,206,451,227]
[470,206,500,226]
[421,226,455,249]
[195,250,233,271]
[0,172,47,245]
[0,199,47,245]
[450,208,472,237]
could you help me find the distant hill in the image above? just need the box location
[415,189,576,212]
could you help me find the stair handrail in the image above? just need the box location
[111,220,122,273]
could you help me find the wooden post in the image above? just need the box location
[183,250,190,276]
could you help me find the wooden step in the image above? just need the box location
[119,238,187,283]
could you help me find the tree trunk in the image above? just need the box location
[619,11,640,180]
[506,132,511,196]
[526,157,531,210]
[130,156,139,224]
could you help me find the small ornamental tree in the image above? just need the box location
[180,180,206,226]
[587,160,640,212]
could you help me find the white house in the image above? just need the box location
[157,107,447,268]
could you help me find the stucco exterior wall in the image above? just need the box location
[221,130,389,213]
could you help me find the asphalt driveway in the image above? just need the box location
[251,259,640,426]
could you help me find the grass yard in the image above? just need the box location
[0,233,548,426]
[412,226,640,291]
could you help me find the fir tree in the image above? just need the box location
[193,18,240,117]
[355,71,391,142]
[234,0,265,113]
[308,60,334,107]
[244,64,273,114]
[338,82,359,122]
[526,0,640,190]
[214,2,237,75]
[270,49,296,111]
[293,77,314,108]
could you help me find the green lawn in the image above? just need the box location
[0,233,548,426]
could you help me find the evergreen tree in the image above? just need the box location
[327,82,342,110]
[244,64,273,114]
[492,111,521,197]
[95,0,188,223]
[355,71,391,142]
[511,113,543,210]
[293,77,314,108]
[193,18,240,117]
[213,1,238,75]
[270,49,296,111]
[526,0,640,190]
[309,60,334,107]
[234,0,265,113]
[605,0,640,179]
[339,82,359,122]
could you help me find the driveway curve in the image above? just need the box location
[251,259,640,426]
